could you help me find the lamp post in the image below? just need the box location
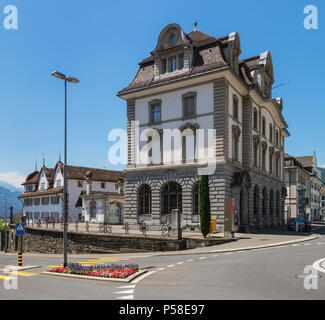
[1,195,7,252]
[51,71,79,267]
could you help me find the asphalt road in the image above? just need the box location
[0,227,325,300]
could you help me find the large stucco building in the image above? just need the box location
[118,23,290,233]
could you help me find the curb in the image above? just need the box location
[151,235,322,257]
[41,269,147,283]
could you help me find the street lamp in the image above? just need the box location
[1,195,7,252]
[51,71,80,267]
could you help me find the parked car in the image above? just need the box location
[287,217,312,233]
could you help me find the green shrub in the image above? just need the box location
[199,175,211,238]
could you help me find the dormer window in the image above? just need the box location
[40,183,45,190]
[169,33,176,45]
[169,57,177,72]
[179,55,184,69]
[162,59,167,74]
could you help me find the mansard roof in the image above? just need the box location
[118,27,230,95]
[118,24,277,96]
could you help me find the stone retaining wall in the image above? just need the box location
[7,225,186,254]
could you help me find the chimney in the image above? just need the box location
[85,170,93,195]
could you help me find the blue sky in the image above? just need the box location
[0,0,323,188]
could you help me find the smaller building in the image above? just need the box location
[320,186,325,220]
[284,153,323,221]
[18,161,124,222]
[76,172,124,224]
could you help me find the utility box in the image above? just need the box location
[210,218,217,232]
[224,199,235,239]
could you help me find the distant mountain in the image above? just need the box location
[0,184,23,216]
[0,181,23,193]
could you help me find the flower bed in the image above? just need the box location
[48,263,139,279]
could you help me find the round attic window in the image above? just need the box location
[169,33,176,45]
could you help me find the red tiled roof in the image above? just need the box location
[295,156,314,168]
[18,187,63,199]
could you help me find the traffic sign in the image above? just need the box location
[16,223,25,236]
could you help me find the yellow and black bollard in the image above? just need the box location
[18,252,23,267]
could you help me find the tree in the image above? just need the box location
[199,175,211,238]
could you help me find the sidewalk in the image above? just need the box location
[1,225,323,259]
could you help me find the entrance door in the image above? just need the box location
[107,203,122,225]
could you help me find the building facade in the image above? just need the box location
[118,23,290,233]
[284,154,323,221]
[320,186,325,219]
[18,161,124,223]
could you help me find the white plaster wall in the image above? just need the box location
[135,83,214,125]
[38,171,49,190]
[53,167,63,188]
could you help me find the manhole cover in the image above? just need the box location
[295,274,321,279]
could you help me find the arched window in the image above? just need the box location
[263,187,268,223]
[138,184,151,215]
[193,183,199,216]
[276,191,280,219]
[161,182,182,215]
[254,185,259,224]
[169,33,176,45]
[270,189,274,221]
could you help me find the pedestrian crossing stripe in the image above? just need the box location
[0,275,15,280]
[9,271,37,277]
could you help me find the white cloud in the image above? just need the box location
[0,172,25,189]
[319,165,325,169]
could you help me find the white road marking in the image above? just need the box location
[157,268,166,271]
[117,295,134,300]
[224,252,233,255]
[199,257,207,260]
[131,271,157,284]
[114,289,135,295]
[292,244,301,247]
[313,258,325,274]
[212,254,219,257]
[117,285,136,289]
[317,243,325,245]
[167,265,175,268]
[304,243,312,246]
[176,262,184,265]
[186,259,194,262]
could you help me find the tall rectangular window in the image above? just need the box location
[232,137,239,161]
[179,55,184,69]
[162,59,167,74]
[253,109,258,130]
[269,124,273,142]
[150,102,161,123]
[233,96,239,120]
[262,150,266,171]
[169,57,177,72]
[183,95,195,118]
[253,144,258,167]
[262,118,266,136]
